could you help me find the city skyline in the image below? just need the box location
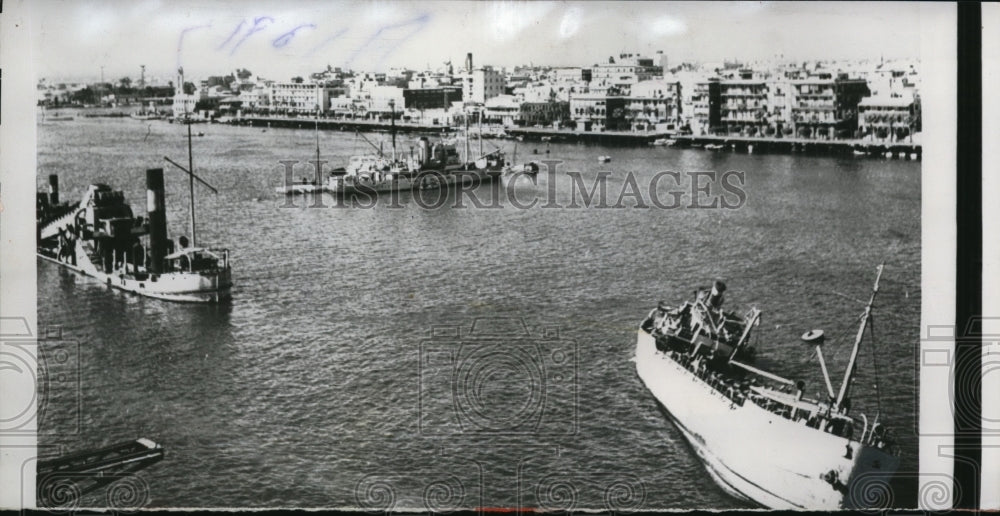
[30,1,932,83]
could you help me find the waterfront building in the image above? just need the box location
[789,75,869,139]
[691,79,721,135]
[570,94,628,132]
[269,82,336,113]
[765,78,794,137]
[483,95,522,126]
[719,79,769,136]
[171,68,200,119]
[402,86,462,111]
[520,100,570,128]
[627,79,683,131]
[858,94,920,142]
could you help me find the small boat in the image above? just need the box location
[597,155,611,163]
[131,101,162,120]
[651,138,677,146]
[853,149,867,156]
[704,143,725,151]
[505,161,540,176]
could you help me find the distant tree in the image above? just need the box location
[119,77,132,91]
[183,82,196,95]
[292,76,304,84]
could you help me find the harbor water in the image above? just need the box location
[37,116,921,509]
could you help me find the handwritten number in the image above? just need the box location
[273,24,316,48]
[229,16,274,56]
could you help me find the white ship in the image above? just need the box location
[635,266,899,509]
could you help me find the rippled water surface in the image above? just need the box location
[37,116,921,509]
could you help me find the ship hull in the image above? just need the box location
[634,329,898,510]
[279,168,500,196]
[39,243,231,303]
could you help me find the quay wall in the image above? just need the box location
[230,116,921,158]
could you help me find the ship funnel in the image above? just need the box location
[48,174,59,205]
[146,168,168,274]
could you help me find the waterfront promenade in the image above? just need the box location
[225,114,920,158]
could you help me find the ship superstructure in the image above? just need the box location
[635,267,899,509]
[37,170,232,303]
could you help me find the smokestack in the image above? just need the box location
[146,168,168,274]
[48,174,59,205]
[465,53,473,74]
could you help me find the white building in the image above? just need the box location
[269,82,333,113]
[462,66,505,104]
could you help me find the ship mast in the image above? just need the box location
[186,104,196,246]
[389,99,397,162]
[834,263,884,413]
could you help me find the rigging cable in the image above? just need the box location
[868,311,883,418]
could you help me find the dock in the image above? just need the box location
[229,116,920,158]
[238,116,454,135]
[673,135,921,159]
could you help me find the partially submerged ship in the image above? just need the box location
[278,102,504,196]
[37,170,232,303]
[635,266,898,509]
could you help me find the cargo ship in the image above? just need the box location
[634,266,899,509]
[277,101,504,196]
[36,169,232,303]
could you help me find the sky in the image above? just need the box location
[27,1,939,83]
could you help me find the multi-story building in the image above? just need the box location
[520,101,570,128]
[402,87,462,110]
[483,95,522,126]
[627,80,682,131]
[858,94,920,141]
[765,78,794,136]
[461,66,505,104]
[269,82,335,113]
[789,75,869,139]
[719,79,768,136]
[589,53,664,96]
[553,67,593,83]
[691,79,721,135]
[570,94,628,132]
